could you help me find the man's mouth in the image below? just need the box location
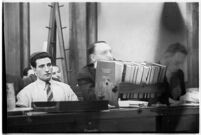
[45,73,51,76]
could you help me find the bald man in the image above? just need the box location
[77,41,114,101]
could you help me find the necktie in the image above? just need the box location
[46,81,54,101]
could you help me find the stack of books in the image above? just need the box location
[95,60,167,105]
[122,61,167,85]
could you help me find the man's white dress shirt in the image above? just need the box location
[16,79,78,107]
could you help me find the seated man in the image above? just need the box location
[16,52,78,107]
[77,41,114,101]
[159,42,188,105]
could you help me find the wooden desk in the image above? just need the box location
[6,106,199,133]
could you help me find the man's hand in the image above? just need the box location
[171,86,182,100]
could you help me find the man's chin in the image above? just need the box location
[41,77,51,82]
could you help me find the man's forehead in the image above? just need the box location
[36,57,51,65]
[94,43,111,52]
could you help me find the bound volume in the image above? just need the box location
[95,60,123,106]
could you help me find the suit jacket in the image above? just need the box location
[159,69,186,104]
[77,63,97,101]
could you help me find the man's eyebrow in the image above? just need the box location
[38,64,45,67]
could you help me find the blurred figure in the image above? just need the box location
[20,67,37,90]
[22,67,35,79]
[159,42,188,104]
[27,68,35,77]
[52,65,62,82]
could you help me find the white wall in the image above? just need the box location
[30,3,49,53]
[30,3,70,54]
[98,3,188,62]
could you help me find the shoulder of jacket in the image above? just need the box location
[53,80,70,87]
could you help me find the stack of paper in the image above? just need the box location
[118,100,148,108]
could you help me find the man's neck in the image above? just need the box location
[37,78,52,83]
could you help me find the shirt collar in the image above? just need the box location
[36,78,53,90]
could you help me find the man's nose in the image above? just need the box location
[44,66,50,72]
[107,52,113,60]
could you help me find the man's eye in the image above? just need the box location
[39,65,44,68]
[102,51,107,55]
[47,63,52,67]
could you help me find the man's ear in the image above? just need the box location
[89,54,96,63]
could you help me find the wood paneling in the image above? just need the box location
[69,3,87,96]
[86,3,98,63]
[4,3,21,77]
[4,3,30,78]
[86,3,98,48]
[21,3,30,70]
[187,3,199,87]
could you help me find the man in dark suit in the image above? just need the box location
[77,41,113,101]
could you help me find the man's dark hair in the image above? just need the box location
[30,52,53,68]
[87,41,107,56]
[165,42,188,55]
[22,67,31,77]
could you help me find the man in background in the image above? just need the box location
[52,65,62,82]
[22,67,35,79]
[77,41,114,101]
[20,67,37,90]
